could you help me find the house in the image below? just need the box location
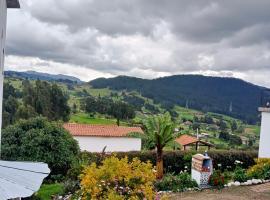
[175,134,214,151]
[63,123,143,152]
[258,107,270,158]
[240,136,249,145]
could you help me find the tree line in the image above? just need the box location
[80,95,135,125]
[3,80,70,128]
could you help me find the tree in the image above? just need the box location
[15,104,37,120]
[144,112,174,179]
[2,96,19,127]
[1,117,80,177]
[50,83,70,121]
[109,101,135,126]
[204,115,214,124]
[219,119,227,131]
[219,131,230,141]
[229,135,242,146]
[72,103,77,114]
[231,120,238,132]
[192,122,200,131]
[22,80,71,122]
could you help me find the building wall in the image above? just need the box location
[259,111,270,158]
[74,136,142,152]
[0,0,7,149]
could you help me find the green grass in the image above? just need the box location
[70,113,118,125]
[35,183,64,200]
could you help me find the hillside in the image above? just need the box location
[4,75,260,150]
[90,75,266,123]
[4,70,82,83]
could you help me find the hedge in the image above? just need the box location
[80,150,258,174]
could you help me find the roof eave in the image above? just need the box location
[7,0,20,8]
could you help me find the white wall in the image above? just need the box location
[74,136,142,152]
[259,111,270,158]
[0,0,7,153]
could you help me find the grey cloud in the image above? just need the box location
[4,0,270,87]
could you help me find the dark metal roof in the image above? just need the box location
[6,0,20,8]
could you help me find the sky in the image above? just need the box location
[5,0,270,87]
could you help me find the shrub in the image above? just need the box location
[247,158,270,180]
[233,166,248,182]
[209,170,226,188]
[81,150,257,175]
[155,172,198,192]
[1,117,80,178]
[80,156,156,199]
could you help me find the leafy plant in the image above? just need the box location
[155,172,198,192]
[247,158,270,180]
[1,117,80,178]
[233,166,248,182]
[209,170,226,188]
[80,156,156,199]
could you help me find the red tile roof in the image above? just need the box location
[63,123,143,137]
[175,134,199,146]
[175,134,214,147]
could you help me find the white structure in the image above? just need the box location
[0,1,50,199]
[63,123,143,152]
[191,153,213,188]
[258,107,270,158]
[74,136,142,152]
[0,161,50,200]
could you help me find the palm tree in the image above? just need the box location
[144,112,175,179]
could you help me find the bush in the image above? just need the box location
[80,156,156,199]
[247,158,270,180]
[233,166,248,182]
[155,172,198,192]
[209,170,226,188]
[1,117,80,178]
[80,150,257,175]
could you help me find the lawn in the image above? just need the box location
[70,113,118,125]
[35,183,64,200]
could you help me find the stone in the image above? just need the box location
[252,179,259,184]
[246,180,252,185]
[228,182,233,187]
[234,181,241,186]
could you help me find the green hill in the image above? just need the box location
[3,74,261,150]
[90,75,267,124]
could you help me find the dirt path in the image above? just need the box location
[170,183,270,200]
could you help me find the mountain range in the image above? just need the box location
[4,70,270,123]
[4,70,82,83]
[90,75,269,123]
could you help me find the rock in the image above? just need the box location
[252,179,259,184]
[228,182,233,187]
[234,181,241,186]
[247,180,253,185]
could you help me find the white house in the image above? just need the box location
[63,123,143,152]
[258,107,270,158]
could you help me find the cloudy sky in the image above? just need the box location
[5,0,270,87]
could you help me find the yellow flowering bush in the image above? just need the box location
[80,156,156,200]
[247,158,270,179]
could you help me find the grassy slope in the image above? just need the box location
[35,183,64,200]
[5,77,260,148]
